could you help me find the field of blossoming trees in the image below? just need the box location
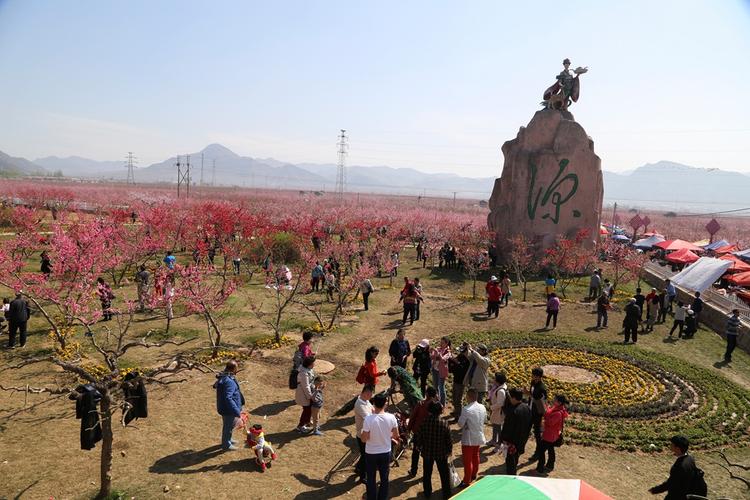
[0,180,748,500]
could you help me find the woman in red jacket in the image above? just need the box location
[536,394,569,473]
[361,346,387,386]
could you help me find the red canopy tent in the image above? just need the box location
[655,239,704,252]
[720,254,750,273]
[715,244,739,254]
[666,248,700,264]
[727,271,750,286]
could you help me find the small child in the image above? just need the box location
[246,424,277,472]
[310,375,325,436]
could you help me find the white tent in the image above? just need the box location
[633,235,666,249]
[670,257,732,293]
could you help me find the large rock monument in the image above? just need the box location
[488,59,603,250]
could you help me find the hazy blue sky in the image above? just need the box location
[1,0,749,176]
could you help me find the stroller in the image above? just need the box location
[385,387,413,467]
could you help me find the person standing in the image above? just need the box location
[232,254,241,275]
[415,402,453,499]
[645,288,659,332]
[7,293,31,348]
[500,387,532,475]
[407,387,439,478]
[40,251,52,277]
[683,310,698,339]
[414,278,424,321]
[536,395,569,473]
[412,339,432,395]
[545,293,561,330]
[311,261,324,291]
[135,265,150,312]
[691,291,703,326]
[214,360,244,451]
[668,302,688,339]
[361,393,399,500]
[354,385,375,484]
[325,269,336,302]
[400,283,420,326]
[359,346,387,387]
[430,337,452,407]
[488,372,508,447]
[448,345,471,421]
[588,270,601,301]
[649,436,707,499]
[309,376,325,436]
[388,328,411,368]
[360,277,374,311]
[624,298,641,344]
[457,388,486,488]
[463,343,490,403]
[665,279,677,313]
[96,277,115,321]
[527,367,548,461]
[596,291,610,329]
[500,273,511,307]
[724,309,742,362]
[634,287,646,321]
[487,278,502,318]
[295,356,316,433]
[658,289,669,323]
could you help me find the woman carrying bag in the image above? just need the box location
[536,394,569,474]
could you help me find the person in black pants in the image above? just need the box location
[526,368,548,461]
[623,298,641,344]
[649,435,706,499]
[415,402,453,499]
[500,387,532,475]
[412,340,432,395]
[7,293,31,348]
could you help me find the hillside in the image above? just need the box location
[0,151,46,176]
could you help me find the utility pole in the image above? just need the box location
[200,152,204,186]
[335,129,348,198]
[211,159,216,187]
[125,152,137,185]
[176,155,182,198]
[453,191,457,208]
[186,154,191,197]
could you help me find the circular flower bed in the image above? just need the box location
[453,332,750,452]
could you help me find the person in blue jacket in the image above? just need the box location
[214,360,245,450]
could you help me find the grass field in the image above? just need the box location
[1,247,749,500]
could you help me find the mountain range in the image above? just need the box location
[2,145,750,209]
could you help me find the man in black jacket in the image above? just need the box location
[500,387,532,475]
[649,435,705,499]
[8,292,31,348]
[448,345,471,422]
[623,298,641,344]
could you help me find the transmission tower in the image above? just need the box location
[176,155,191,198]
[334,129,348,197]
[125,152,137,185]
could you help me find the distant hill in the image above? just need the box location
[34,155,124,178]
[603,161,750,208]
[0,150,46,176]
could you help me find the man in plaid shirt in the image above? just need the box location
[415,402,453,499]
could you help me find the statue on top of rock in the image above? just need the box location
[542,58,589,111]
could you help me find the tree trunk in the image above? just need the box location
[97,390,114,500]
[472,275,477,299]
[522,280,528,302]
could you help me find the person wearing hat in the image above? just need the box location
[412,338,432,395]
[462,343,490,403]
[485,276,497,315]
[623,297,641,344]
[536,394,569,474]
[486,278,502,319]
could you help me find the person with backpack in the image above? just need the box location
[294,356,316,433]
[289,332,315,390]
[357,346,387,387]
[649,435,707,499]
[536,394,569,473]
[487,372,508,450]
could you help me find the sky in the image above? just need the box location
[1,0,749,177]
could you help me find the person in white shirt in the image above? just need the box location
[354,384,375,484]
[457,388,487,487]
[361,393,399,500]
[488,372,508,449]
[668,301,688,339]
[360,278,374,311]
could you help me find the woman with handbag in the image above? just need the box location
[536,394,569,473]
